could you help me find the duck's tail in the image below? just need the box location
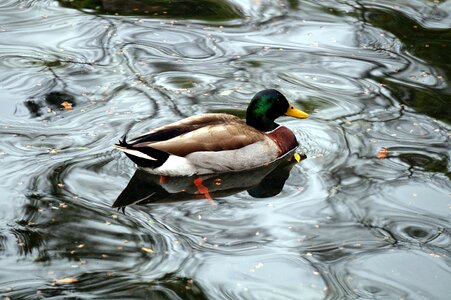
[114,135,169,169]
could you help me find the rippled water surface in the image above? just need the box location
[1,0,450,299]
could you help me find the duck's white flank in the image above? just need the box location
[142,155,197,177]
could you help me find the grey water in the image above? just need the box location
[0,0,450,299]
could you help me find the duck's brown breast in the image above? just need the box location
[267,126,299,156]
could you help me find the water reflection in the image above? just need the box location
[58,0,243,21]
[0,0,450,299]
[114,152,304,209]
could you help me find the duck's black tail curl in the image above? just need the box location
[117,135,129,147]
[114,134,169,169]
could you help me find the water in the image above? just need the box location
[0,0,450,298]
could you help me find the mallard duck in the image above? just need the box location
[113,151,305,209]
[114,89,309,176]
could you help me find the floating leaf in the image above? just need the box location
[49,148,61,154]
[377,147,389,159]
[219,90,233,96]
[294,153,301,162]
[54,277,79,285]
[61,101,73,111]
[141,247,155,253]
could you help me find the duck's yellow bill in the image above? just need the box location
[285,102,309,119]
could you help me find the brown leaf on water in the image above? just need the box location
[54,277,79,285]
[61,101,73,111]
[377,147,389,159]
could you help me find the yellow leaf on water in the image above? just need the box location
[294,153,301,162]
[141,247,155,253]
[54,277,79,285]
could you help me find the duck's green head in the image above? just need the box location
[246,89,309,131]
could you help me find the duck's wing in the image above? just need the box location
[147,122,267,157]
[128,113,243,145]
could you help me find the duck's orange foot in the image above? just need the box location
[193,177,217,206]
[159,175,169,184]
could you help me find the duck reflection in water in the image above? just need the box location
[113,151,305,211]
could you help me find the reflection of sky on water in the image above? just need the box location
[0,0,449,299]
